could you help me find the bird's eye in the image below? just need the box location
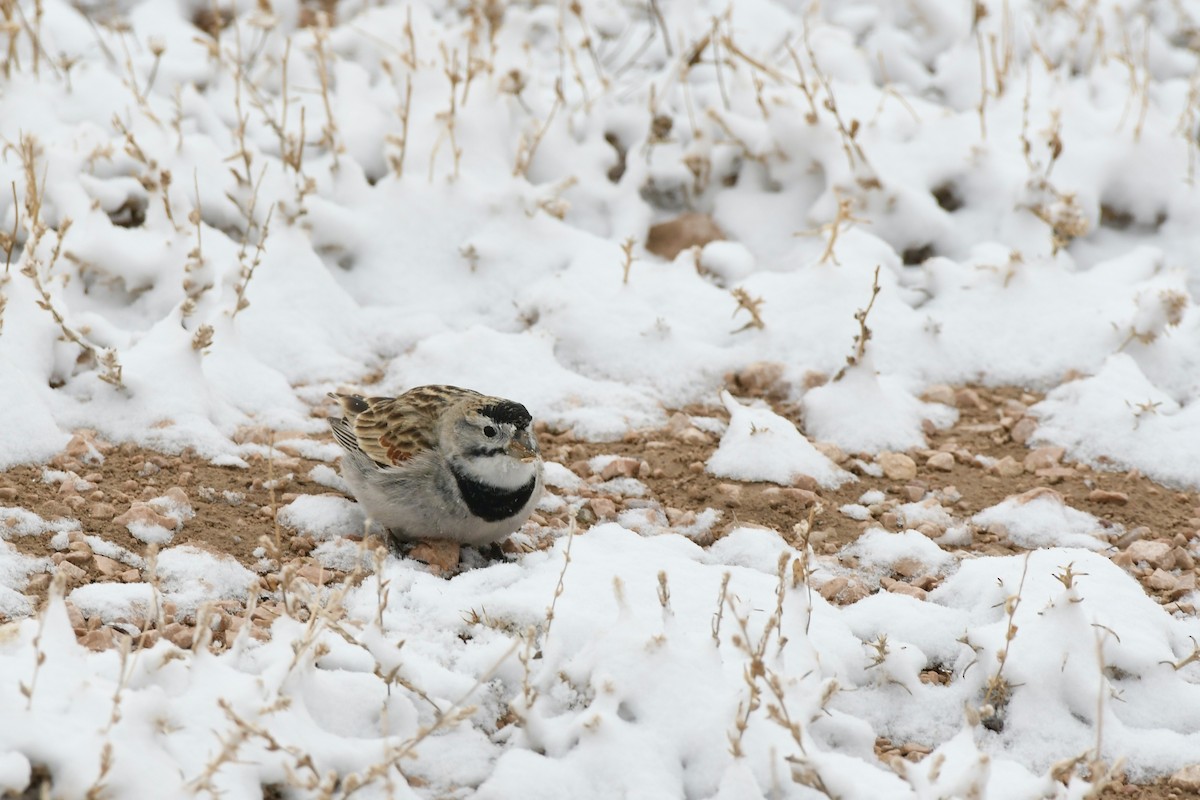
[483,425,497,438]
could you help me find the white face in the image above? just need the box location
[449,413,541,489]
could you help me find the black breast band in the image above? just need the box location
[451,468,537,522]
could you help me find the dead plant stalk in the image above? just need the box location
[834,265,881,381]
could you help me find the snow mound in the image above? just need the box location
[707,391,854,488]
[974,490,1112,551]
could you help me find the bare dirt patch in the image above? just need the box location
[3,384,1199,620]
[3,383,1198,615]
[0,432,336,568]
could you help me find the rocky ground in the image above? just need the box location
[3,376,1200,797]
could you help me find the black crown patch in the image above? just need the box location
[481,399,532,429]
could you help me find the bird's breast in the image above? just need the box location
[449,466,539,522]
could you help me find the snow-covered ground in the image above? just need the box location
[2,0,1200,796]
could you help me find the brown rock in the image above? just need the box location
[955,388,987,410]
[792,474,819,492]
[915,522,944,539]
[666,412,709,442]
[65,601,85,630]
[57,561,87,585]
[89,502,117,520]
[1023,446,1065,473]
[1008,484,1065,503]
[163,622,195,649]
[900,742,932,756]
[678,428,710,446]
[1169,764,1200,791]
[409,540,462,573]
[1010,417,1037,444]
[1146,569,1179,592]
[818,576,849,602]
[0,487,17,501]
[726,362,788,400]
[665,508,696,526]
[80,628,115,651]
[818,576,870,605]
[814,442,845,464]
[1172,571,1196,598]
[62,548,92,567]
[41,500,72,518]
[1159,548,1179,571]
[912,574,940,591]
[25,573,51,593]
[288,536,317,555]
[600,457,643,480]
[587,497,618,519]
[162,486,190,507]
[921,384,956,406]
[881,578,927,600]
[926,452,955,471]
[892,558,925,578]
[1174,548,1195,571]
[114,503,177,531]
[761,488,787,509]
[93,555,124,577]
[878,452,917,481]
[1002,398,1029,415]
[715,484,742,507]
[903,485,926,502]
[646,212,724,260]
[1126,539,1171,567]
[1088,489,1128,505]
[295,563,331,586]
[1034,467,1075,484]
[993,456,1024,477]
[119,569,141,583]
[64,431,106,461]
[787,488,820,507]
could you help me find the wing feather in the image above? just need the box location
[329,386,485,468]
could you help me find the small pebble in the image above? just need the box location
[878,452,917,481]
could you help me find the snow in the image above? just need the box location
[804,358,959,453]
[154,546,258,618]
[276,495,365,541]
[307,464,348,492]
[0,540,46,618]
[0,0,1199,797]
[707,391,853,488]
[67,582,155,624]
[841,529,957,577]
[974,491,1113,551]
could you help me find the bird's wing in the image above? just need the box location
[329,386,481,468]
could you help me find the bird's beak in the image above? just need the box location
[508,437,537,462]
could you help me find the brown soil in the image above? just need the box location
[1098,777,1200,799]
[1,383,1199,797]
[2,382,1198,613]
[0,432,338,567]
